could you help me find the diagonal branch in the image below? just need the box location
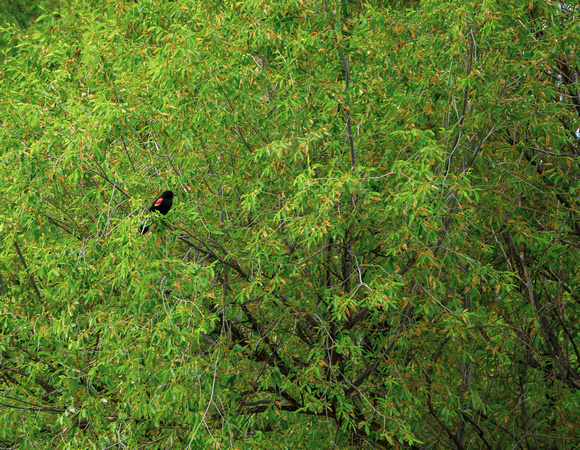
[13,238,42,301]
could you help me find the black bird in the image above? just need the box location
[140,190,176,234]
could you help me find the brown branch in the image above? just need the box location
[218,85,253,153]
[13,238,42,301]
[427,393,463,449]
[240,304,293,378]
[0,363,55,395]
[0,402,64,413]
[178,234,250,281]
[340,51,356,169]
[40,212,77,236]
[345,302,413,396]
[85,167,131,200]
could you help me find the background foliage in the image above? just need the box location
[1,0,579,448]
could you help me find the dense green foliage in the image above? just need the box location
[1,0,579,448]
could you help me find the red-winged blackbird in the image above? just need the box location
[140,190,176,234]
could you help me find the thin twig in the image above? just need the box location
[13,239,42,300]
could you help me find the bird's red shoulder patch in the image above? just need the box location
[154,198,163,206]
